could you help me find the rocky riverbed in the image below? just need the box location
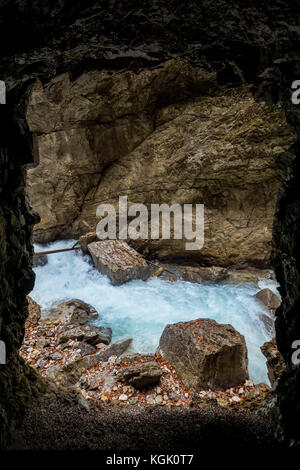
[20,297,272,411]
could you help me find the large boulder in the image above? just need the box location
[261,338,285,386]
[25,296,41,328]
[88,240,151,285]
[44,299,99,326]
[255,288,281,315]
[158,318,249,391]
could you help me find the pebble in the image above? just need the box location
[119,394,128,401]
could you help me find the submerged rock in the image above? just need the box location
[255,288,281,315]
[26,296,41,328]
[33,254,48,267]
[158,318,249,391]
[88,240,151,286]
[261,338,285,386]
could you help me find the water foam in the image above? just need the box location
[32,240,279,384]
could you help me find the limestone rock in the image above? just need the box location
[47,338,132,387]
[255,288,281,315]
[73,341,96,357]
[117,361,162,390]
[57,325,112,346]
[25,296,41,328]
[158,318,249,391]
[182,266,228,283]
[88,240,151,285]
[78,232,99,254]
[44,299,99,326]
[261,338,285,386]
[26,61,294,267]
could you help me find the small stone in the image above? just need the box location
[49,352,63,361]
[231,396,241,403]
[155,395,163,404]
[119,394,128,401]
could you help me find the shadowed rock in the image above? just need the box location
[25,296,41,328]
[158,318,249,391]
[117,361,162,390]
[33,254,48,267]
[261,338,285,386]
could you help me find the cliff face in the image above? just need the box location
[26,61,293,267]
[0,85,40,448]
[0,0,300,448]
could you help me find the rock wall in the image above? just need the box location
[0,85,40,449]
[26,61,293,267]
[267,5,300,445]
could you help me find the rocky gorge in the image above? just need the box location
[26,62,294,267]
[0,0,299,453]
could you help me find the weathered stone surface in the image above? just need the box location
[88,240,151,285]
[255,288,281,315]
[182,266,228,283]
[158,318,249,391]
[1,0,299,450]
[26,63,294,268]
[78,232,98,254]
[73,342,96,357]
[25,296,41,328]
[57,325,112,346]
[47,339,132,387]
[44,299,99,326]
[117,361,162,390]
[261,338,285,386]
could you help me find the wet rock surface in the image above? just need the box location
[158,318,249,391]
[261,338,285,386]
[255,288,281,315]
[88,240,151,285]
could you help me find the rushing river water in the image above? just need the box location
[31,240,279,385]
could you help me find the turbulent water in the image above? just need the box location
[31,240,279,385]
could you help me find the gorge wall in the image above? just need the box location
[0,0,299,449]
[26,61,293,267]
[0,84,40,448]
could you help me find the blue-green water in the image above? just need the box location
[32,240,278,384]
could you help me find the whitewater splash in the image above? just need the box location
[31,240,279,385]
